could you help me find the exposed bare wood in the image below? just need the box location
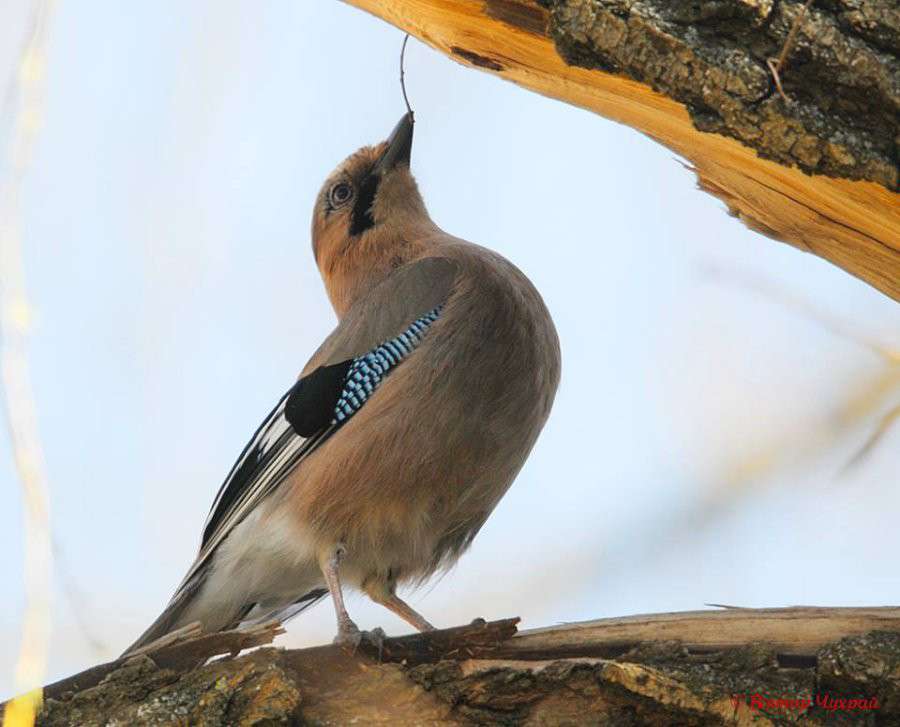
[343,0,900,302]
[503,606,900,661]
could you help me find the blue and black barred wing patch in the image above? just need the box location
[286,305,442,432]
[329,306,442,425]
[177,305,444,598]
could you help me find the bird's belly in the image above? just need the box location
[286,378,543,585]
[339,523,442,589]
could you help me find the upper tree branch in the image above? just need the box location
[344,0,900,302]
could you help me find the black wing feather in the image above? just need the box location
[285,361,352,437]
[202,361,351,548]
[202,389,291,546]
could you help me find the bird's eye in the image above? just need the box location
[329,182,354,207]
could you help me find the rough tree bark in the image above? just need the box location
[343,0,900,301]
[5,608,900,725]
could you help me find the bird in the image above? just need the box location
[124,112,560,654]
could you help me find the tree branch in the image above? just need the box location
[343,0,900,302]
[8,608,900,724]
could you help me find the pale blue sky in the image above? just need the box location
[3,1,899,698]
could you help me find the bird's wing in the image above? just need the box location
[304,256,458,371]
[170,256,458,601]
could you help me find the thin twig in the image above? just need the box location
[843,403,900,473]
[700,262,900,473]
[52,538,108,657]
[767,0,815,103]
[400,33,413,118]
[699,262,900,365]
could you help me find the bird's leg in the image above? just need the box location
[378,594,435,632]
[366,583,435,632]
[321,544,360,645]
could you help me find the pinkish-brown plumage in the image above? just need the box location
[125,114,559,654]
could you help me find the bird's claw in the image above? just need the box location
[364,626,387,659]
[333,621,361,648]
[333,624,387,659]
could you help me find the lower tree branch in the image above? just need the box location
[7,607,900,724]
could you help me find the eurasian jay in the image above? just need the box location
[125,113,560,652]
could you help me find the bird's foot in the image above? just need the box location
[333,624,387,659]
[333,620,361,648]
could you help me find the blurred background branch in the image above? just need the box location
[0,1,57,724]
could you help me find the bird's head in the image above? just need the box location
[311,113,434,317]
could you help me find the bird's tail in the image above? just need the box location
[121,579,202,657]
[122,583,329,658]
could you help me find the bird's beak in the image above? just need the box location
[373,112,414,176]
